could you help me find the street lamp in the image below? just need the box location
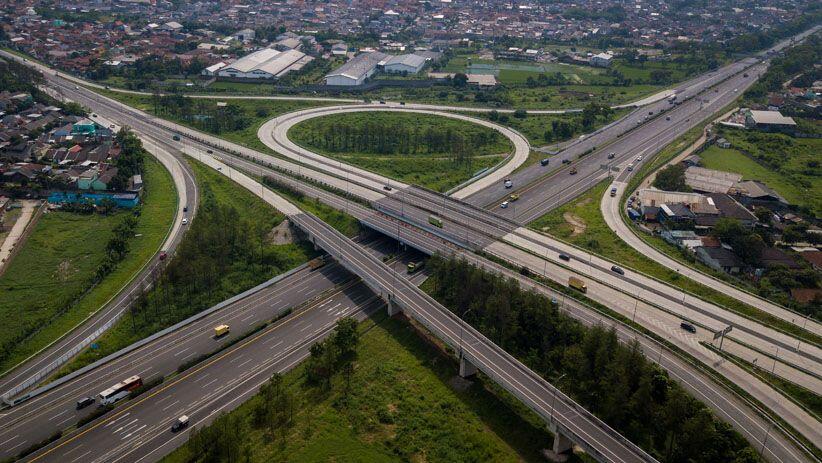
[550,373,567,422]
[458,308,473,359]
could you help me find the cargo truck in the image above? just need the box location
[428,215,443,228]
[214,324,230,338]
[407,260,425,274]
[568,276,587,293]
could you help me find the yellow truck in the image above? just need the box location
[568,276,587,293]
[214,324,230,338]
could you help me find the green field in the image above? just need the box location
[163,314,559,463]
[58,160,314,374]
[0,158,175,372]
[529,180,821,346]
[289,111,513,192]
[701,130,821,215]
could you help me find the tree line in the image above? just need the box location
[298,120,499,165]
[150,94,252,135]
[426,255,760,463]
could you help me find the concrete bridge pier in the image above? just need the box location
[545,422,573,462]
[386,295,401,316]
[458,354,478,378]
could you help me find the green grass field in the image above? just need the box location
[529,180,821,346]
[0,158,176,373]
[163,313,561,463]
[701,131,821,215]
[288,112,513,192]
[58,160,314,375]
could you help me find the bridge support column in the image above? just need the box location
[458,355,477,378]
[545,422,573,462]
[386,296,401,317]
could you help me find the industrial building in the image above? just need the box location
[324,51,388,86]
[383,53,427,74]
[216,48,313,80]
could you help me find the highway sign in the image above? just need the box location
[713,325,733,340]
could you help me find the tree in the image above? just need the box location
[452,73,469,88]
[652,164,690,192]
[513,109,527,119]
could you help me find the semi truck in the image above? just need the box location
[568,276,587,293]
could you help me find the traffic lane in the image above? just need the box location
[457,249,811,463]
[0,264,352,458]
[463,57,755,207]
[481,241,822,453]
[292,215,650,462]
[501,64,766,222]
[29,284,384,463]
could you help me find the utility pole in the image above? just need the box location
[550,373,567,422]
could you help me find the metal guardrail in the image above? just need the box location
[2,263,308,406]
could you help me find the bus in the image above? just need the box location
[98,375,143,406]
[428,215,443,228]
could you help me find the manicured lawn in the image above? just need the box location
[701,132,821,215]
[288,111,512,192]
[163,313,558,463]
[529,180,821,346]
[58,160,314,375]
[0,157,176,373]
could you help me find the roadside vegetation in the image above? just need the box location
[703,129,821,216]
[424,255,761,463]
[529,180,821,345]
[101,91,335,155]
[0,133,175,373]
[58,160,314,375]
[164,315,559,463]
[289,111,512,192]
[459,103,624,147]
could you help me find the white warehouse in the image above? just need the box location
[324,51,388,86]
[217,48,313,80]
[382,53,428,74]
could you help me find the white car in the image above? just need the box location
[636,155,643,161]
[182,218,189,225]
[500,201,510,209]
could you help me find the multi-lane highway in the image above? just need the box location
[2,28,819,462]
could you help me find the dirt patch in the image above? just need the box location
[55,259,74,281]
[562,212,587,236]
[266,219,295,245]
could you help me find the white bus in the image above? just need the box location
[98,375,143,406]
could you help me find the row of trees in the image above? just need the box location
[298,120,498,165]
[426,255,759,463]
[110,128,146,190]
[744,35,821,100]
[150,94,252,135]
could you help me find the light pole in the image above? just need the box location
[550,373,567,422]
[458,308,473,359]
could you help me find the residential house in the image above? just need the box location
[696,246,743,274]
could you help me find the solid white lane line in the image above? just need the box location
[173,347,190,357]
[236,358,253,369]
[70,450,91,462]
[0,434,19,446]
[49,409,69,420]
[161,400,180,412]
[201,378,218,389]
[104,412,130,427]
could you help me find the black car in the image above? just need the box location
[76,397,95,409]
[558,253,571,261]
[383,185,393,191]
[610,265,625,275]
[207,149,213,154]
[540,158,550,166]
[400,101,406,106]
[680,322,697,333]
[561,159,571,165]
[183,205,188,212]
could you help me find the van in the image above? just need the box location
[171,415,189,432]
[214,324,230,338]
[626,163,634,171]
[680,322,697,333]
[76,397,95,409]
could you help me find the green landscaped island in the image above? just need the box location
[288,111,513,192]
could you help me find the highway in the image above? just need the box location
[0,81,200,402]
[3,30,820,462]
[0,235,412,461]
